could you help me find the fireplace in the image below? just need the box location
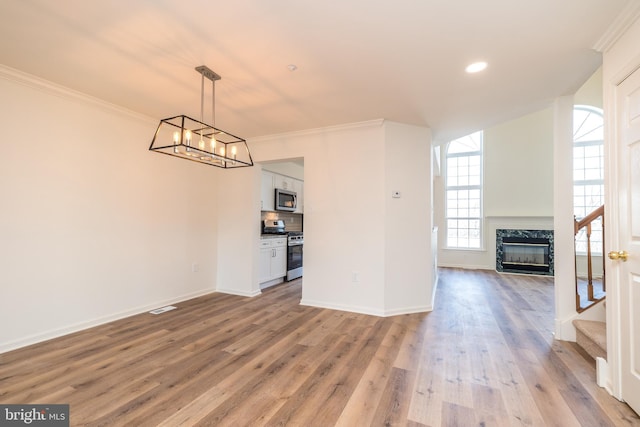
[496,229,554,276]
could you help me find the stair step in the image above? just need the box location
[573,319,607,360]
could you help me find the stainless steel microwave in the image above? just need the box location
[275,188,297,212]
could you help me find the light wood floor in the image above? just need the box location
[1,268,639,426]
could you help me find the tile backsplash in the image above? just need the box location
[261,211,303,232]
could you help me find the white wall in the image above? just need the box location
[262,160,304,180]
[383,122,434,313]
[437,108,555,269]
[484,109,554,217]
[553,95,579,341]
[0,66,221,352]
[215,167,262,297]
[576,255,604,278]
[575,67,603,107]
[228,120,434,316]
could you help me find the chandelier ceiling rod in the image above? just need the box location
[195,65,220,126]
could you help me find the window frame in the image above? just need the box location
[444,131,484,250]
[573,105,604,256]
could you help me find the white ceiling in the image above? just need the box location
[0,0,634,142]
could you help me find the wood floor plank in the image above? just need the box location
[189,344,314,426]
[391,315,425,371]
[371,367,412,426]
[407,339,446,426]
[335,320,410,426]
[551,340,640,426]
[261,316,394,426]
[442,339,475,408]
[1,269,638,426]
[490,339,547,426]
[512,348,582,427]
[470,383,510,427]
[440,401,478,427]
[530,344,625,427]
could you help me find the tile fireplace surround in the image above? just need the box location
[496,229,554,276]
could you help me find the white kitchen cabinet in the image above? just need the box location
[274,174,295,191]
[260,170,275,211]
[259,240,273,283]
[271,245,287,278]
[293,178,304,214]
[259,237,287,284]
[261,169,304,213]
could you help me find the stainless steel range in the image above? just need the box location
[286,231,303,281]
[262,219,287,235]
[262,219,303,281]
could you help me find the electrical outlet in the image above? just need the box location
[192,263,199,273]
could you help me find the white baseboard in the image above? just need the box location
[0,288,216,354]
[300,298,385,316]
[437,263,493,270]
[383,305,434,316]
[216,287,262,298]
[596,356,613,394]
[300,298,433,317]
[259,278,285,290]
[555,314,578,342]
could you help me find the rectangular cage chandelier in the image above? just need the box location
[149,66,253,168]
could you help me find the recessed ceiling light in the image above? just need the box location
[465,61,488,73]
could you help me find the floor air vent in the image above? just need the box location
[149,305,177,315]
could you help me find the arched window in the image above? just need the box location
[573,105,604,254]
[445,131,483,249]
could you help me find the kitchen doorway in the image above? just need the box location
[259,158,304,291]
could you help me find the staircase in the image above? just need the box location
[572,205,607,362]
[574,205,605,312]
[573,318,607,360]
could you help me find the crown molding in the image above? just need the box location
[0,63,156,124]
[593,2,640,53]
[248,118,386,143]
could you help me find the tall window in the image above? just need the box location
[445,131,483,249]
[573,105,604,254]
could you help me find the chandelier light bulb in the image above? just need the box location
[173,131,180,153]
